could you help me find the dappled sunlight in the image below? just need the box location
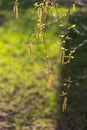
[0,5,62,129]
[0,1,87,130]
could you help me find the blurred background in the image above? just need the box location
[0,0,87,130]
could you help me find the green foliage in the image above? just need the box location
[0,1,87,129]
[0,6,64,129]
[1,0,42,9]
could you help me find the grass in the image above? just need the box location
[0,3,87,130]
[0,6,64,130]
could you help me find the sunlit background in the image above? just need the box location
[0,0,87,130]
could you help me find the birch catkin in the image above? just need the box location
[13,0,19,19]
[62,97,67,112]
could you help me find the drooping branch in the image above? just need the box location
[71,39,87,51]
[73,28,87,36]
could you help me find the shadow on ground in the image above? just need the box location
[57,7,87,130]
